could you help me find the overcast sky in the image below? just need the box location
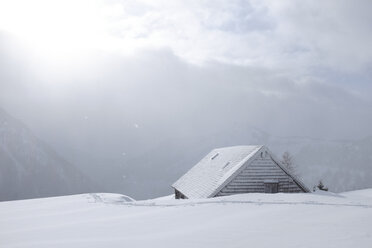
[1,0,372,144]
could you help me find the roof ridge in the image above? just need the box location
[212,145,263,151]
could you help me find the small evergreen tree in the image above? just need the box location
[317,180,328,191]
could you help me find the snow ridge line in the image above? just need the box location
[89,196,372,209]
[122,201,372,208]
[90,193,104,203]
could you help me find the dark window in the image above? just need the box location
[264,183,279,193]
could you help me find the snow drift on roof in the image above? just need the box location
[172,145,262,198]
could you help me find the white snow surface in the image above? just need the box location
[1,190,372,248]
[172,145,262,198]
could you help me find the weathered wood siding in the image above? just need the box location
[216,155,304,196]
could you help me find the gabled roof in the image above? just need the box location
[172,145,310,198]
[172,145,263,198]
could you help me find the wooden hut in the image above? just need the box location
[172,145,309,199]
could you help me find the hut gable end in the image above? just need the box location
[216,154,304,196]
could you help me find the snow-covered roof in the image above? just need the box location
[172,145,263,198]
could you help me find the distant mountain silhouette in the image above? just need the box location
[0,107,95,201]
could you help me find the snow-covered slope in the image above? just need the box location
[0,108,94,201]
[1,191,371,248]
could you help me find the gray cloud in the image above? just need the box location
[1,34,371,143]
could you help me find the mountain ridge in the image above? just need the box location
[0,107,95,201]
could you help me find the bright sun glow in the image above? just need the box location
[0,0,126,60]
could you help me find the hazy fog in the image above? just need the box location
[1,0,372,199]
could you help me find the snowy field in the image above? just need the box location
[1,190,372,248]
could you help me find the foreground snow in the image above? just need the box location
[1,190,372,248]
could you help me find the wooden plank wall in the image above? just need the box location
[216,156,304,196]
